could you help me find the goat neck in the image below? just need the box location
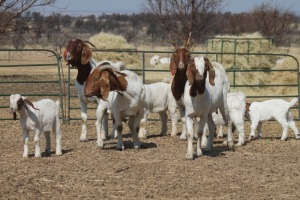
[64,38,93,85]
[169,48,191,101]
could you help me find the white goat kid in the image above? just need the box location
[150,55,170,68]
[9,94,62,158]
[202,91,247,147]
[183,57,233,159]
[247,98,300,141]
[138,82,178,138]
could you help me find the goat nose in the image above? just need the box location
[178,62,184,69]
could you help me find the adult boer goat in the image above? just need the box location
[183,56,233,159]
[170,47,233,159]
[84,64,145,150]
[64,38,124,141]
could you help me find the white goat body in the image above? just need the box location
[64,39,125,142]
[138,82,178,138]
[183,57,233,159]
[85,68,145,150]
[248,98,300,141]
[9,94,62,158]
[202,91,246,147]
[150,55,170,67]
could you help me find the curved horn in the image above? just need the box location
[83,40,96,48]
[97,64,119,72]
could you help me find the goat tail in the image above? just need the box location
[288,98,298,108]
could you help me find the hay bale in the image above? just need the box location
[206,32,298,97]
[88,32,141,68]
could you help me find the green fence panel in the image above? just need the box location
[0,49,65,121]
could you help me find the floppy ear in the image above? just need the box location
[169,57,177,76]
[23,98,39,110]
[205,58,215,86]
[99,71,111,100]
[186,61,195,86]
[81,43,92,65]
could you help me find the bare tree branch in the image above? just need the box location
[144,0,223,49]
[0,0,56,37]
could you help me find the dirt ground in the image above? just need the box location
[1,118,300,199]
[1,55,300,199]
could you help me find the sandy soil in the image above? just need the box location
[1,118,300,199]
[1,57,300,199]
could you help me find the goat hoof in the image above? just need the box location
[295,135,300,140]
[56,151,62,156]
[79,138,89,142]
[179,135,187,140]
[116,146,125,151]
[185,154,195,160]
[280,138,287,141]
[236,142,244,147]
[248,135,255,140]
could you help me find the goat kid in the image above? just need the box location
[138,82,178,138]
[84,64,145,150]
[150,55,171,68]
[9,94,62,158]
[247,98,300,141]
[201,91,247,147]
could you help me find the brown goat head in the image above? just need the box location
[169,48,191,101]
[63,38,94,67]
[169,48,191,76]
[186,57,215,97]
[84,65,128,100]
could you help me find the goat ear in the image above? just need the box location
[186,61,195,86]
[205,58,215,86]
[99,71,110,100]
[23,99,39,110]
[81,43,92,65]
[169,57,177,76]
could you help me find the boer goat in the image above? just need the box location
[150,55,171,68]
[139,82,178,138]
[247,98,300,141]
[63,38,124,141]
[84,64,145,150]
[9,94,62,157]
[202,91,247,147]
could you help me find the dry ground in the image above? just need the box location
[1,51,300,199]
[1,119,300,199]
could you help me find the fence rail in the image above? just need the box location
[0,48,299,122]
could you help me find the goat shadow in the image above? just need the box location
[28,148,74,158]
[102,140,157,150]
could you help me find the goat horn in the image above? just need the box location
[97,64,119,72]
[83,40,96,48]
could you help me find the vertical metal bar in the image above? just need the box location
[234,39,237,66]
[142,52,145,83]
[56,54,65,122]
[247,39,250,64]
[220,39,224,63]
[68,64,71,125]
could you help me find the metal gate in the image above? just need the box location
[0,49,65,121]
